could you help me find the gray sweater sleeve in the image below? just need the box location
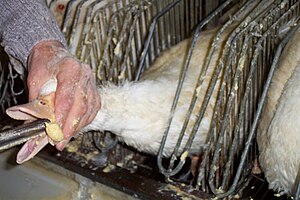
[0,0,67,68]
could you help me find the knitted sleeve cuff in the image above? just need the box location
[0,0,67,68]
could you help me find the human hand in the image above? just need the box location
[27,40,100,150]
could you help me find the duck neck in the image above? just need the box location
[83,83,132,135]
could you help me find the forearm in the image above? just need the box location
[0,0,67,67]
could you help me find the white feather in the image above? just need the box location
[39,79,57,96]
[257,27,300,195]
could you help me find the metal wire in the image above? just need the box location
[134,0,182,80]
[72,0,154,83]
[156,0,236,177]
[209,1,300,195]
[162,0,260,181]
[0,50,25,123]
[65,0,210,84]
[46,0,300,198]
[296,179,300,200]
[93,131,118,152]
[50,0,213,157]
[216,15,300,199]
[124,0,300,197]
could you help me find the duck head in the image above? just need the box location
[6,79,63,164]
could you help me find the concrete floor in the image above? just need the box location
[0,149,136,200]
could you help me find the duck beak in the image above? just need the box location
[6,94,56,164]
[16,134,48,164]
[6,98,55,121]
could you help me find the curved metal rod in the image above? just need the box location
[295,178,300,200]
[67,0,89,49]
[205,0,295,194]
[134,0,182,81]
[165,0,258,178]
[216,21,300,199]
[93,131,118,153]
[78,0,103,60]
[218,2,300,193]
[96,6,129,81]
[156,0,235,177]
[62,0,79,37]
[118,12,141,82]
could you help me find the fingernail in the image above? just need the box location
[56,140,68,151]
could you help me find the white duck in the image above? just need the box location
[6,25,231,164]
[257,27,300,195]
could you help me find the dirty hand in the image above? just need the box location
[27,40,100,150]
